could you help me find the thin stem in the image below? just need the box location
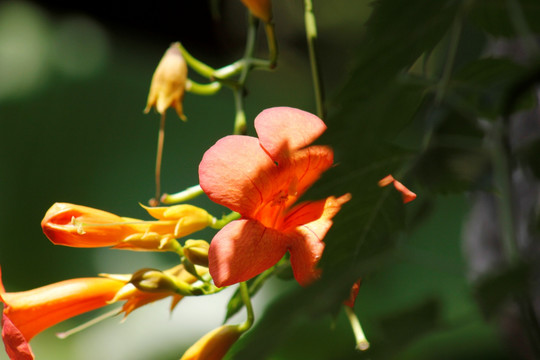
[185,80,222,95]
[161,184,204,204]
[211,211,241,229]
[56,307,121,339]
[233,88,247,135]
[304,0,325,119]
[177,42,216,79]
[152,113,166,206]
[344,306,370,351]
[265,22,278,68]
[491,121,519,264]
[238,281,255,332]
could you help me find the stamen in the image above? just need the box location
[345,306,370,351]
[56,307,121,339]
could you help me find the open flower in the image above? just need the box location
[144,42,188,120]
[179,324,243,360]
[0,267,124,360]
[41,203,213,251]
[199,107,350,287]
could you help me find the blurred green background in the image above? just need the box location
[2,1,539,359]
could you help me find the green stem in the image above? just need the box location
[304,0,325,119]
[233,88,247,135]
[186,80,222,95]
[177,42,216,78]
[161,184,204,204]
[265,22,278,68]
[238,282,255,332]
[491,121,519,264]
[211,211,241,229]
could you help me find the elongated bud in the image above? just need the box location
[183,239,210,267]
[41,203,138,248]
[241,0,272,23]
[129,268,198,296]
[144,42,188,120]
[180,324,243,360]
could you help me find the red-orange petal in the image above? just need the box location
[199,135,280,217]
[378,175,416,204]
[2,313,34,360]
[208,219,288,287]
[2,314,34,360]
[255,107,327,163]
[286,194,352,286]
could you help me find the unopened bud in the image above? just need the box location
[183,239,210,267]
[130,268,196,296]
[144,42,188,120]
[180,324,243,360]
[241,0,272,23]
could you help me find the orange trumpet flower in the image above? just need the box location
[199,107,350,287]
[41,203,213,251]
[0,267,124,360]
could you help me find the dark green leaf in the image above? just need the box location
[469,0,540,38]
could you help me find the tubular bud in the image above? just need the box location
[183,239,210,267]
[144,42,188,120]
[180,324,243,360]
[241,0,272,23]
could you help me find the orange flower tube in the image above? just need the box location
[41,203,213,250]
[41,203,143,247]
[0,267,124,359]
[241,0,272,23]
[180,324,243,360]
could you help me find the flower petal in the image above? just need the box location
[255,107,327,162]
[287,145,334,203]
[199,135,281,217]
[2,313,35,360]
[286,194,352,285]
[41,203,136,247]
[208,219,287,287]
[1,278,124,341]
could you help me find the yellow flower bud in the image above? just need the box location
[180,324,243,360]
[144,42,188,120]
[183,239,210,267]
[141,204,214,238]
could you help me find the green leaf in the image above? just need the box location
[378,298,442,348]
[448,57,536,119]
[469,0,540,38]
[336,0,459,104]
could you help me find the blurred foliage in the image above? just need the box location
[2,0,540,359]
